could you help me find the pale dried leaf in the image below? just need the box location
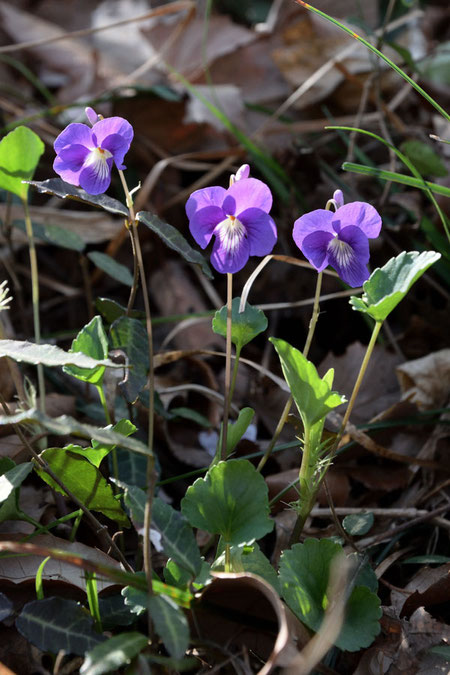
[396,349,450,409]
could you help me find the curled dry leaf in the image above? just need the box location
[396,348,450,409]
[0,533,121,593]
[391,562,450,619]
[193,572,307,674]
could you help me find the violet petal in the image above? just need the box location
[54,123,94,153]
[185,186,227,220]
[53,155,83,186]
[188,205,224,249]
[227,177,273,215]
[101,133,131,170]
[292,209,335,250]
[211,230,250,274]
[78,156,113,195]
[326,226,370,287]
[55,144,90,172]
[337,202,382,239]
[302,230,334,272]
[92,117,134,148]
[238,208,277,256]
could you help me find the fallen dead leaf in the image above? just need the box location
[396,349,450,409]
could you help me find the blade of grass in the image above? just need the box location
[295,1,450,122]
[342,162,450,198]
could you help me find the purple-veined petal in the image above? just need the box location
[337,202,382,239]
[188,205,224,249]
[333,189,344,209]
[85,107,99,126]
[78,152,113,195]
[101,133,131,170]
[53,155,83,186]
[302,230,334,272]
[92,117,134,148]
[55,144,90,172]
[54,123,94,153]
[326,226,370,287]
[185,186,227,220]
[225,177,273,216]
[292,209,334,250]
[210,227,250,274]
[238,208,277,256]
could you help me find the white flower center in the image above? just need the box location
[85,146,113,179]
[216,215,246,254]
[328,236,353,268]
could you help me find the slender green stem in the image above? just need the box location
[228,345,241,403]
[96,383,119,483]
[224,543,231,573]
[290,425,314,545]
[126,224,139,316]
[257,272,323,472]
[22,198,45,413]
[118,171,156,609]
[221,273,233,462]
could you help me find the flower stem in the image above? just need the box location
[221,273,233,462]
[119,171,156,604]
[22,198,45,414]
[257,272,323,473]
[96,383,119,483]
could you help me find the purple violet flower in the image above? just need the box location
[186,165,277,274]
[292,193,382,287]
[53,108,133,195]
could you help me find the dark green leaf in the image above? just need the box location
[114,447,147,489]
[212,298,268,350]
[80,632,148,675]
[270,338,345,428]
[67,419,136,468]
[28,178,128,216]
[16,597,105,655]
[0,127,44,200]
[164,558,211,590]
[213,543,280,593]
[181,459,273,546]
[87,251,133,288]
[0,592,13,622]
[96,297,144,324]
[148,594,189,659]
[13,219,85,251]
[342,512,374,536]
[280,539,381,652]
[110,316,149,402]
[349,251,441,322]
[64,316,109,385]
[429,645,450,658]
[136,211,213,279]
[0,461,33,504]
[403,555,450,565]
[98,594,136,629]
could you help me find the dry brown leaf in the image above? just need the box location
[396,349,450,409]
[0,533,120,592]
[391,563,450,619]
[0,1,95,102]
[194,572,307,674]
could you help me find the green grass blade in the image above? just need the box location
[342,162,450,198]
[295,1,449,122]
[328,125,450,242]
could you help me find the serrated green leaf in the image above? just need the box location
[0,408,151,457]
[400,139,448,177]
[148,594,189,659]
[28,178,128,216]
[280,539,381,652]
[16,597,105,655]
[212,298,268,350]
[181,459,273,546]
[0,338,119,371]
[343,512,374,536]
[270,338,346,428]
[0,127,44,199]
[64,316,109,385]
[36,448,129,526]
[87,251,133,288]
[349,251,441,322]
[13,219,85,251]
[80,632,148,675]
[213,543,280,593]
[136,211,213,280]
[110,316,148,402]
